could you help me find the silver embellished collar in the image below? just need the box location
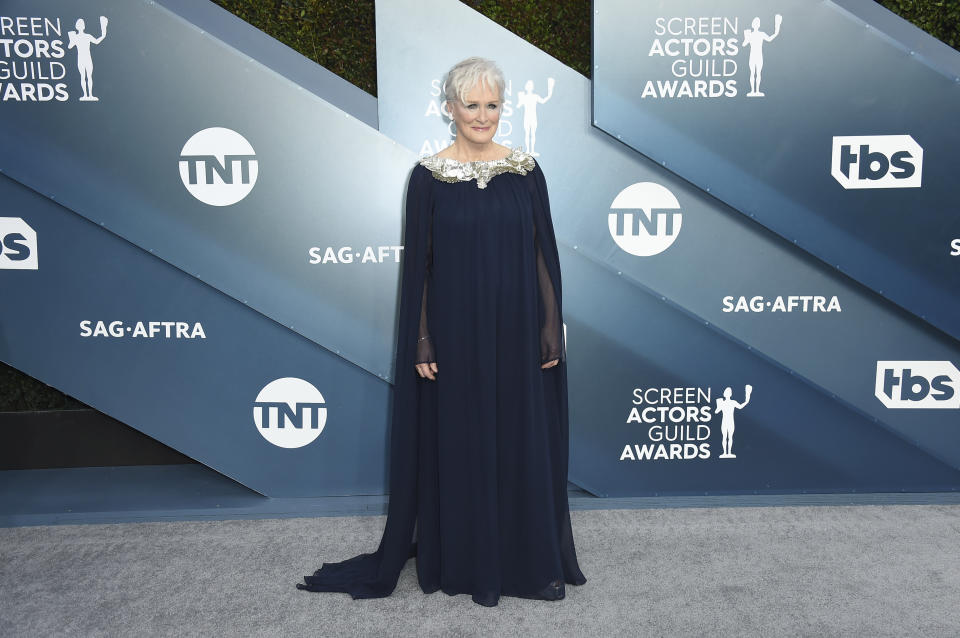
[419,146,535,189]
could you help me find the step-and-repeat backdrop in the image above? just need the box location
[1,0,958,496]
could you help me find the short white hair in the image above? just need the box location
[442,57,505,106]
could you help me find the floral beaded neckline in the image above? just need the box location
[419,146,535,189]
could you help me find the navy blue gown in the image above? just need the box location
[296,148,586,607]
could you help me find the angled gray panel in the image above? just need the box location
[0,0,412,382]
[0,174,393,498]
[592,0,960,340]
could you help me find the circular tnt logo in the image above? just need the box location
[253,377,327,449]
[608,182,682,256]
[179,127,258,206]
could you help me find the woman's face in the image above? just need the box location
[447,79,501,146]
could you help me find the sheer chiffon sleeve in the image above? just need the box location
[535,234,564,364]
[415,198,436,365]
[529,161,566,365]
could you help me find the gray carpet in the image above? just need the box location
[1,504,959,637]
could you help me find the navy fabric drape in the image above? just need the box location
[296,158,586,606]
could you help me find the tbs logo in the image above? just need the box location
[831,135,922,189]
[875,361,960,409]
[0,218,38,270]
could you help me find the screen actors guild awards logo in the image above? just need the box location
[621,384,753,462]
[644,13,783,99]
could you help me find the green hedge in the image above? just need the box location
[878,0,959,48]
[2,0,956,411]
[213,0,377,94]
[0,362,86,411]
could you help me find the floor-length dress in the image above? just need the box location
[296,146,586,607]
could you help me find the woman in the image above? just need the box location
[297,57,586,607]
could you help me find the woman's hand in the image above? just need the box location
[416,361,438,380]
[541,359,559,369]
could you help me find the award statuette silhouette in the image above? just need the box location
[68,16,108,102]
[742,15,782,97]
[518,77,554,157]
[716,384,752,459]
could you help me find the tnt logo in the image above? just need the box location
[0,218,38,270]
[875,361,960,409]
[253,377,328,448]
[179,127,258,206]
[831,135,922,189]
[608,182,682,256]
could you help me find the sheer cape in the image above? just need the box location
[296,149,585,605]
